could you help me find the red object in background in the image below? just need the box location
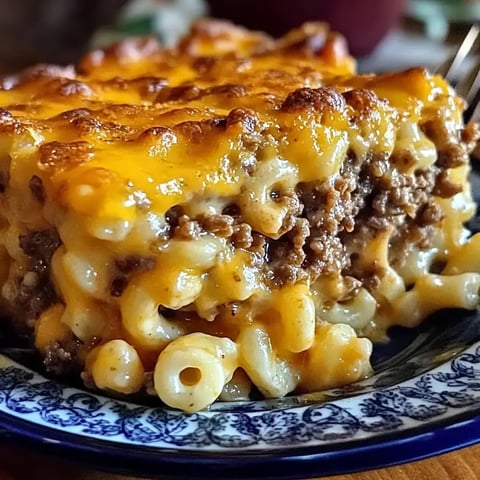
[207,0,407,56]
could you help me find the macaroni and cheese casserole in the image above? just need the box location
[0,20,479,412]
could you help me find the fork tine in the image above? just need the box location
[456,55,480,104]
[468,96,480,123]
[437,24,480,80]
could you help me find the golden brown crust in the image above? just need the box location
[281,87,346,113]
[38,141,94,169]
[0,23,463,192]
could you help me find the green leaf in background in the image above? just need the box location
[119,15,155,37]
[409,0,480,39]
[90,0,206,48]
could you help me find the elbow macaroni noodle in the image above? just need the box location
[153,333,238,412]
[87,339,145,395]
[238,325,299,398]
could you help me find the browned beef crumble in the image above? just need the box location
[110,255,156,297]
[164,204,184,233]
[13,229,62,330]
[154,130,472,292]
[175,215,202,240]
[153,137,464,293]
[342,160,441,284]
[199,214,234,237]
[43,337,83,376]
[231,223,254,248]
[19,229,61,273]
[433,170,463,198]
[29,175,46,203]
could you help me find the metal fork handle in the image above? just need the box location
[438,24,480,79]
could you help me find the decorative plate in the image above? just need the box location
[0,173,480,479]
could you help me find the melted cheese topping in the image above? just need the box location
[0,23,457,224]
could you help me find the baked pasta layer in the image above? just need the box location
[0,20,479,412]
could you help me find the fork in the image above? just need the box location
[437,24,480,122]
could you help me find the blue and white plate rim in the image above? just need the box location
[0,338,478,478]
[1,402,480,479]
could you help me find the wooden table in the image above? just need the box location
[0,443,478,479]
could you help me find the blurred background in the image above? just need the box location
[0,0,479,73]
